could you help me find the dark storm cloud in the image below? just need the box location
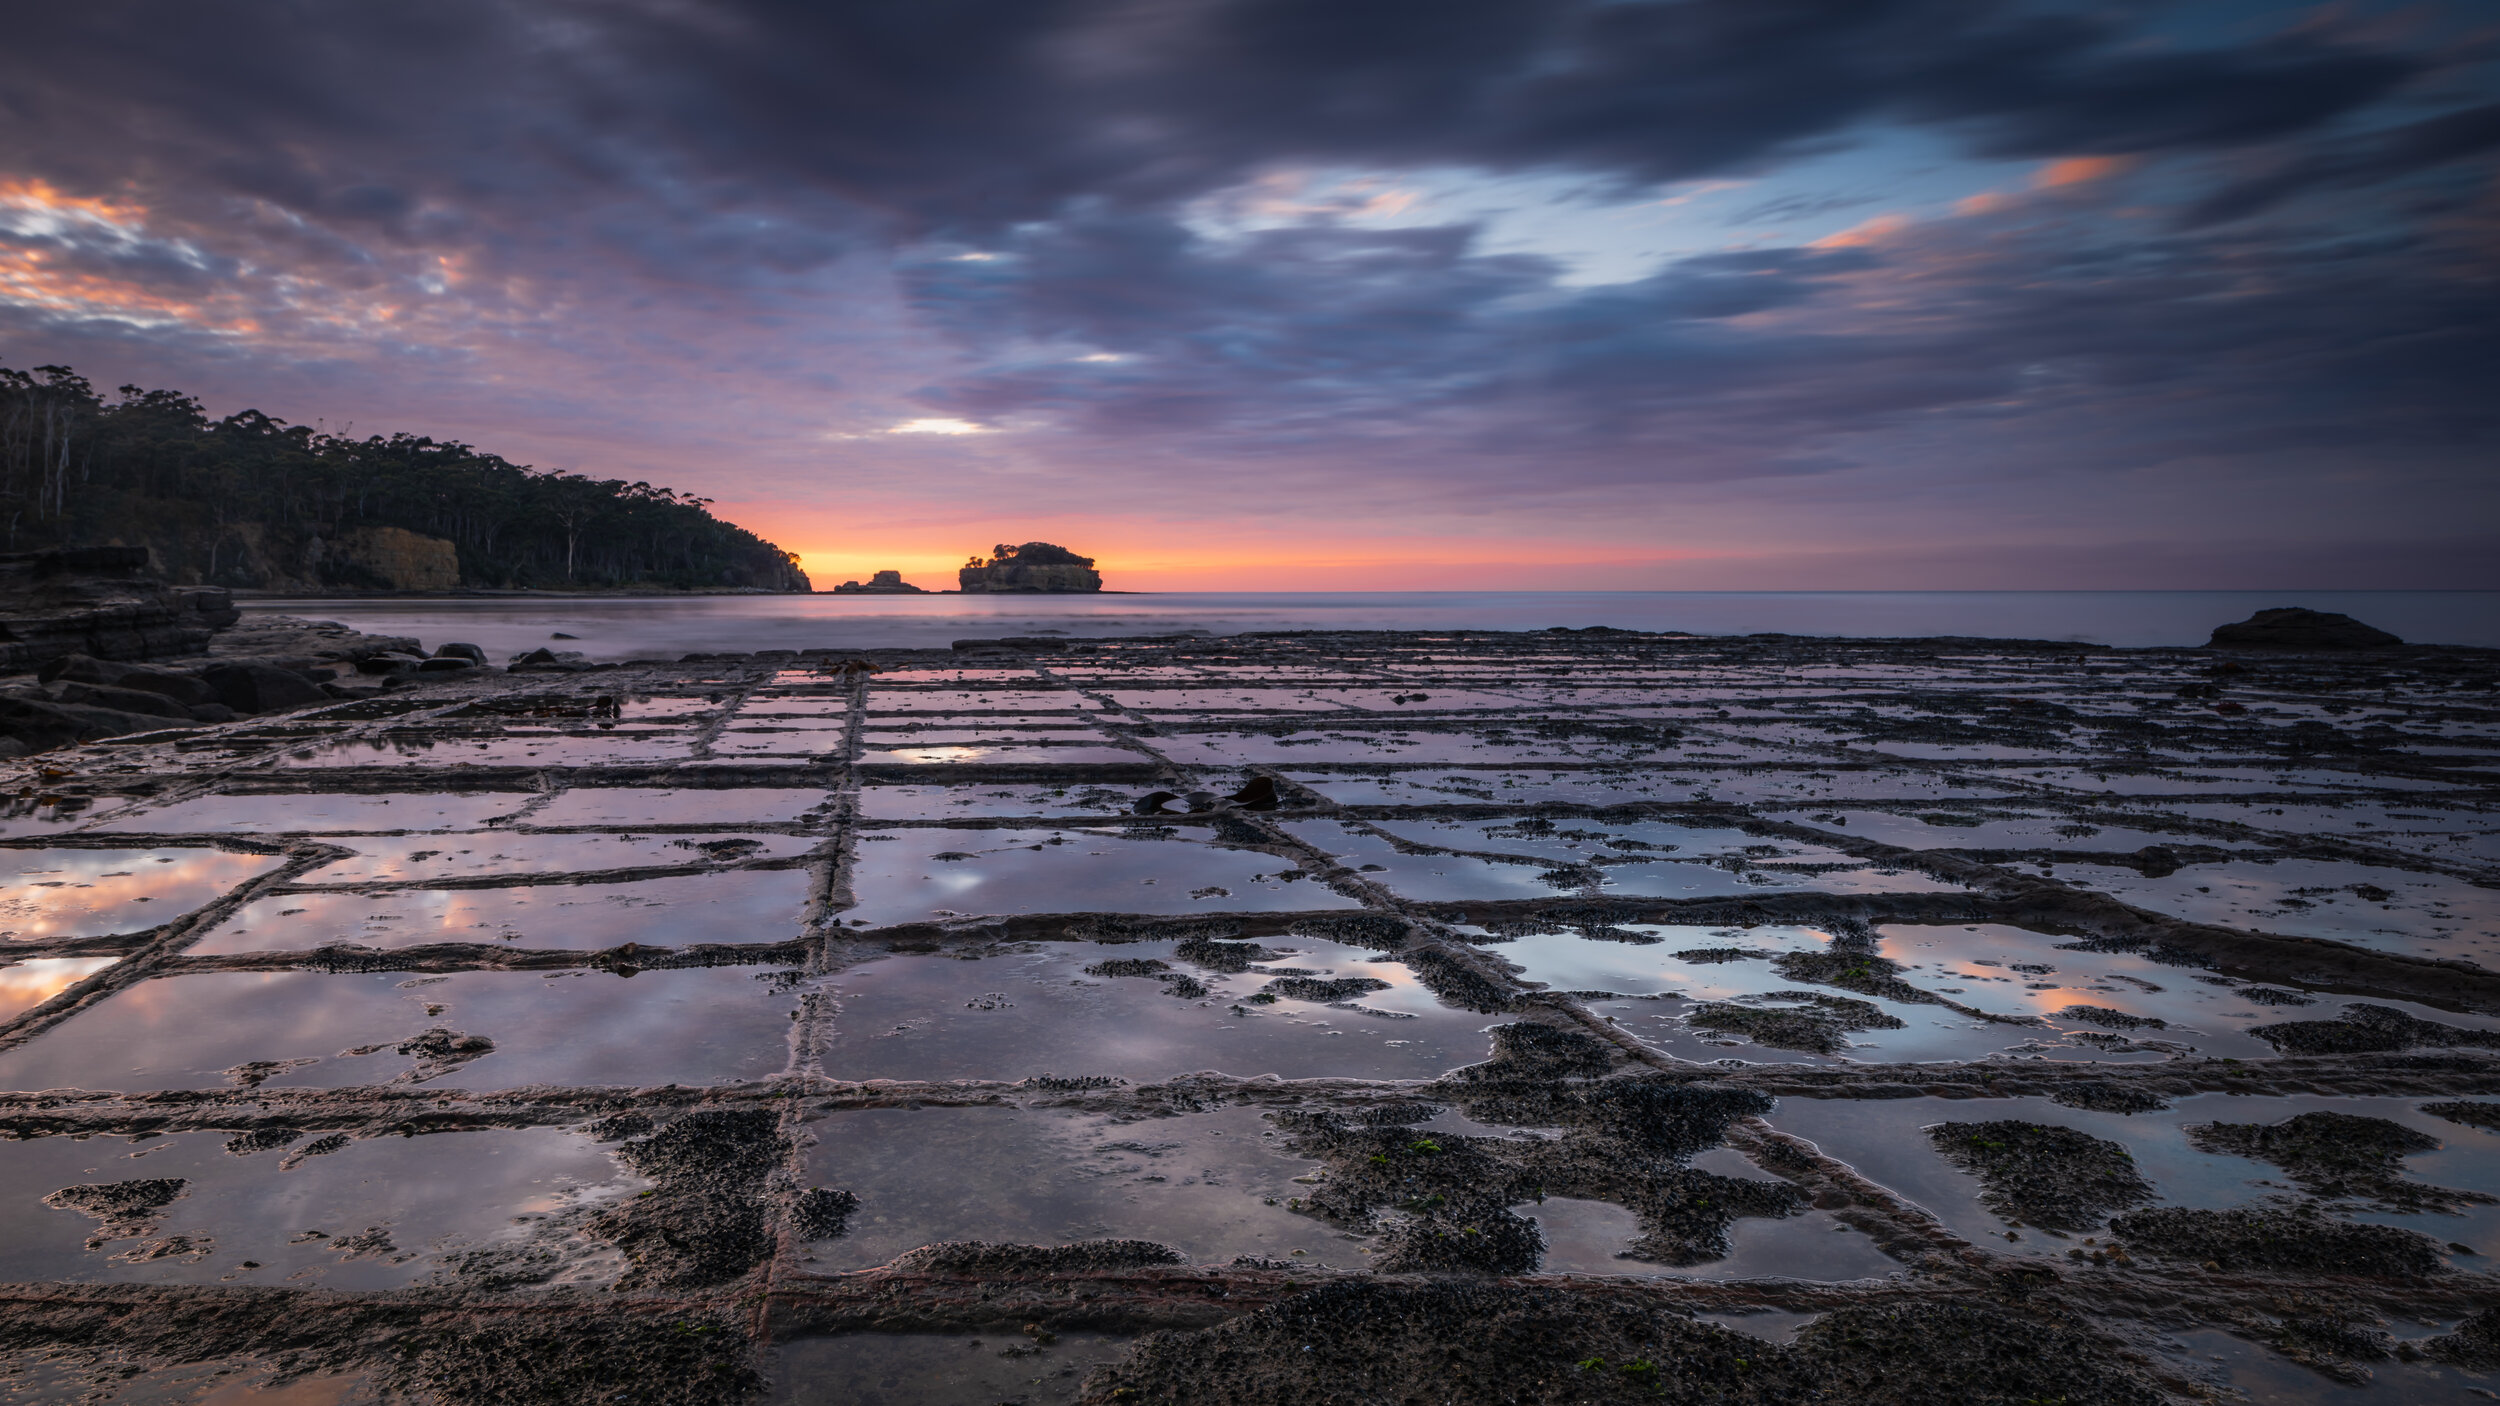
[900,185,2497,487]
[540,0,2436,230]
[0,0,2441,242]
[2184,100,2500,224]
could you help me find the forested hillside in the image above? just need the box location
[0,364,809,592]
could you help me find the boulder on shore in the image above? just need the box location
[2209,607,2402,650]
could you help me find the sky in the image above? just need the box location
[1,0,2495,591]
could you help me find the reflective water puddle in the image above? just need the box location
[799,1103,1326,1271]
[298,831,818,884]
[0,848,286,941]
[0,966,802,1091]
[813,937,1487,1083]
[839,828,1358,926]
[1,1126,642,1289]
[191,868,815,954]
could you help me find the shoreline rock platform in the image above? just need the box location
[0,618,2493,1403]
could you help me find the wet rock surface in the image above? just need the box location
[0,624,2495,1402]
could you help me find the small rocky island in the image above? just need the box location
[830,570,927,594]
[957,542,1103,593]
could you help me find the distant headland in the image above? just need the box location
[1,363,809,595]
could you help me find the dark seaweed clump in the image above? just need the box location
[1928,1121,2154,1231]
[1372,1202,1548,1275]
[593,1110,789,1288]
[1772,950,1945,1006]
[384,1308,762,1406]
[1088,956,1213,999]
[1277,1078,1799,1269]
[42,1178,188,1248]
[2048,1080,2172,1114]
[2420,1100,2500,1133]
[1579,1080,1775,1158]
[1456,1021,1616,1081]
[1172,936,1281,973]
[2059,1005,2164,1030]
[790,1187,859,1240]
[1078,1284,2164,1406]
[1082,1280,1792,1404]
[2264,1314,2396,1385]
[1259,974,1391,1004]
[1288,912,1414,949]
[2109,1203,2445,1276]
[2250,1002,2500,1055]
[1401,947,1514,1012]
[889,1239,1183,1274]
[2187,1111,2489,1213]
[43,1178,186,1218]
[1690,992,1902,1054]
[2422,1307,2500,1369]
[1791,1301,2168,1406]
[1086,958,1171,978]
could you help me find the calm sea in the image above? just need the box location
[239,590,2499,663]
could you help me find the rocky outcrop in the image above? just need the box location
[957,542,1103,593]
[2210,607,2402,650]
[0,547,239,674]
[831,570,927,594]
[0,549,458,756]
[0,622,463,756]
[183,614,424,670]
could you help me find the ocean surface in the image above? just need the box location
[239,590,2499,662]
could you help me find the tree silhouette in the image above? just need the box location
[0,363,808,591]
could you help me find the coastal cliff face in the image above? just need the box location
[957,542,1103,593]
[304,526,462,592]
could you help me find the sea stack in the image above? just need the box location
[958,542,1103,593]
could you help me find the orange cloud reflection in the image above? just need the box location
[0,849,282,940]
[0,956,116,1019]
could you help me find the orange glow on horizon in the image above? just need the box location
[751,522,1740,593]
